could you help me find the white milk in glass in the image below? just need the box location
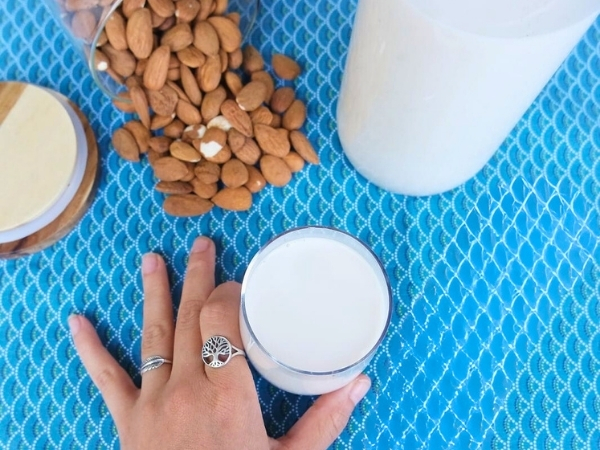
[338,0,600,196]
[240,227,391,396]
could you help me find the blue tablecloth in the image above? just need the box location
[1,0,600,448]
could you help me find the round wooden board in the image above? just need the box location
[0,84,99,259]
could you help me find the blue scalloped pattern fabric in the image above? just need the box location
[1,0,600,448]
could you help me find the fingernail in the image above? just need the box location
[142,253,158,275]
[68,315,81,337]
[349,376,371,406]
[192,237,210,253]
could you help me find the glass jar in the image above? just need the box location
[44,0,259,100]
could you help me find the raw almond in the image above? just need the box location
[168,67,181,81]
[200,127,227,155]
[163,119,185,138]
[260,155,292,187]
[148,0,175,18]
[236,81,267,112]
[232,138,261,165]
[213,0,228,15]
[104,11,128,50]
[198,55,221,92]
[151,114,176,130]
[112,127,141,162]
[175,0,200,22]
[207,16,241,53]
[283,151,305,173]
[272,54,301,80]
[151,8,167,27]
[159,16,177,31]
[148,149,165,166]
[207,115,232,131]
[144,45,171,90]
[197,0,213,20]
[127,8,154,59]
[204,145,231,164]
[221,159,248,188]
[219,49,228,73]
[250,71,275,102]
[242,45,264,73]
[226,12,240,26]
[282,99,306,130]
[221,99,253,137]
[289,131,319,164]
[176,99,202,125]
[113,92,136,113]
[167,80,191,103]
[125,75,142,90]
[270,114,281,128]
[227,128,245,152]
[153,156,189,181]
[228,48,243,70]
[194,160,220,184]
[270,87,295,114]
[254,124,290,158]
[180,64,202,105]
[149,136,173,153]
[71,10,97,41]
[161,23,194,52]
[122,0,146,18]
[135,58,148,76]
[201,86,227,121]
[183,123,207,141]
[123,120,151,153]
[190,178,218,199]
[193,21,220,55]
[170,140,201,162]
[224,72,242,96]
[250,106,273,126]
[245,166,266,193]
[212,187,252,211]
[103,44,136,77]
[147,84,179,116]
[156,181,193,194]
[176,46,205,68]
[163,194,213,217]
[129,85,152,128]
[181,162,196,181]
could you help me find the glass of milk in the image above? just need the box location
[240,227,392,396]
[338,0,600,196]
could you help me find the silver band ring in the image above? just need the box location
[202,336,245,368]
[140,355,172,375]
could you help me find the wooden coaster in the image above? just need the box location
[0,89,99,259]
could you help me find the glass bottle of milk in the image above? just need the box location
[338,0,600,196]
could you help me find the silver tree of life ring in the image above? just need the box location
[202,336,246,368]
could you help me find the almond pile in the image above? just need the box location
[73,0,322,217]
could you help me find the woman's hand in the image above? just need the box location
[69,237,371,450]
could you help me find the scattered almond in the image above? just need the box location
[180,64,202,106]
[123,120,151,153]
[250,71,275,103]
[122,0,146,18]
[151,113,176,130]
[144,45,171,90]
[236,81,267,112]
[103,45,136,77]
[183,123,207,141]
[176,99,202,125]
[221,99,253,137]
[221,159,248,188]
[190,178,218,199]
[201,86,227,121]
[193,20,220,55]
[194,160,220,184]
[147,84,179,116]
[260,155,292,187]
[283,151,305,173]
[290,131,319,164]
[153,156,189,181]
[149,136,173,153]
[112,127,141,162]
[207,16,241,52]
[224,71,243,96]
[245,166,266,193]
[227,128,245,152]
[127,8,153,59]
[212,187,252,211]
[272,54,301,80]
[232,138,261,165]
[175,0,200,22]
[254,124,290,158]
[250,106,273,126]
[161,23,194,52]
[170,140,201,162]
[163,194,213,217]
[163,119,185,138]
[198,55,222,92]
[130,85,151,128]
[270,87,295,114]
[105,11,128,51]
[148,0,175,18]
[207,115,232,131]
[282,99,306,130]
[228,48,243,70]
[242,45,264,73]
[176,46,206,68]
[156,181,193,194]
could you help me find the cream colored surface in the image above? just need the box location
[0,85,77,232]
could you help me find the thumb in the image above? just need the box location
[278,375,371,450]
